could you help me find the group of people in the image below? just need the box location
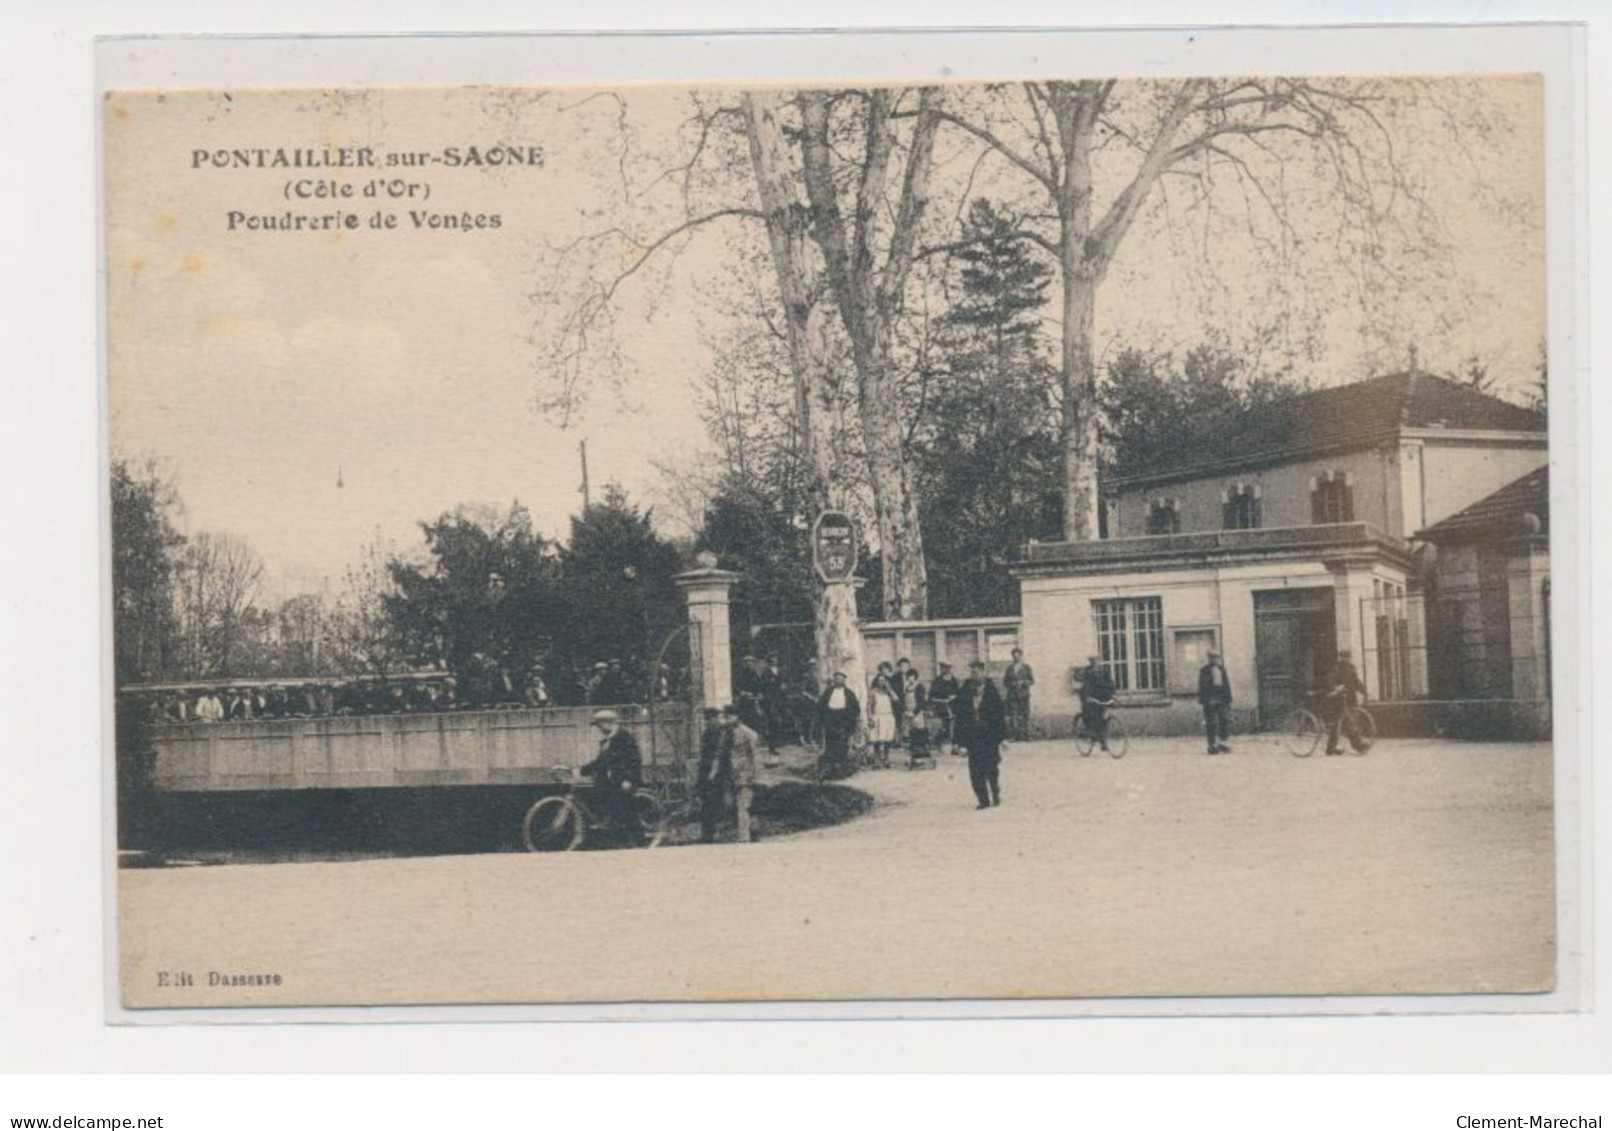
[133,678,466,725]
[573,643,1374,849]
[128,651,695,728]
[816,658,1012,810]
[578,701,760,846]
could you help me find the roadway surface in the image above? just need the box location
[118,735,1555,1007]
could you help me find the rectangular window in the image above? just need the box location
[1311,472,1354,523]
[1146,499,1181,536]
[1223,485,1261,530]
[1092,597,1166,693]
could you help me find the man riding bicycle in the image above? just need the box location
[1076,654,1116,754]
[581,708,645,842]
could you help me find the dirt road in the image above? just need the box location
[119,736,1555,1007]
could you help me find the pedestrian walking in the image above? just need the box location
[1003,648,1036,741]
[817,670,861,779]
[954,660,1006,809]
[1198,649,1233,754]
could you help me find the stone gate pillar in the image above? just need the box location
[675,554,741,708]
[1326,560,1378,695]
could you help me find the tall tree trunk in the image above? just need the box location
[858,363,928,619]
[1060,261,1102,541]
[798,89,939,620]
[743,91,866,694]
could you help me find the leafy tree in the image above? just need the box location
[1100,344,1304,478]
[110,458,186,684]
[558,485,684,677]
[384,503,561,688]
[911,202,1064,616]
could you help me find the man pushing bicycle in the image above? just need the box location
[1076,655,1116,755]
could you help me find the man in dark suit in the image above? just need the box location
[1002,648,1036,741]
[1197,648,1233,755]
[1320,649,1370,755]
[817,670,861,780]
[694,708,726,843]
[756,655,785,757]
[581,708,645,842]
[954,660,1007,809]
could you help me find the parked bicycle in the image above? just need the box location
[522,770,667,851]
[1282,695,1376,757]
[1073,704,1128,758]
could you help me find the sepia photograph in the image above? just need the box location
[103,53,1566,1011]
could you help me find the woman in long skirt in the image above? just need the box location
[867,674,898,766]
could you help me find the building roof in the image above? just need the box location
[1111,371,1547,487]
[1417,465,1550,544]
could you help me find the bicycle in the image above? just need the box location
[1073,704,1128,758]
[522,773,667,852]
[1282,695,1375,758]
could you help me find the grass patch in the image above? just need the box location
[658,780,874,846]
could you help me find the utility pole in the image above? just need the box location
[578,439,591,514]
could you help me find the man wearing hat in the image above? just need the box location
[927,660,960,756]
[1320,649,1370,755]
[1197,647,1234,755]
[581,709,644,841]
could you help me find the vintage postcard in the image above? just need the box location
[104,42,1572,1011]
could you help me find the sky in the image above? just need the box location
[104,77,1545,599]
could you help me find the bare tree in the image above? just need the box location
[175,530,265,678]
[937,78,1457,540]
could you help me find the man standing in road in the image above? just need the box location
[1003,648,1036,741]
[817,670,861,780]
[581,708,644,843]
[954,660,1007,809]
[1198,648,1233,755]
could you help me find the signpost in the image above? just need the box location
[811,511,858,584]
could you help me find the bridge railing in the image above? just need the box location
[147,703,694,793]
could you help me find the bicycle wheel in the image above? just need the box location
[1073,717,1096,757]
[633,790,667,848]
[1106,716,1129,759]
[1282,709,1323,758]
[1343,706,1376,755]
[523,796,584,852]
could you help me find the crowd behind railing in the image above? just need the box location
[121,654,687,725]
